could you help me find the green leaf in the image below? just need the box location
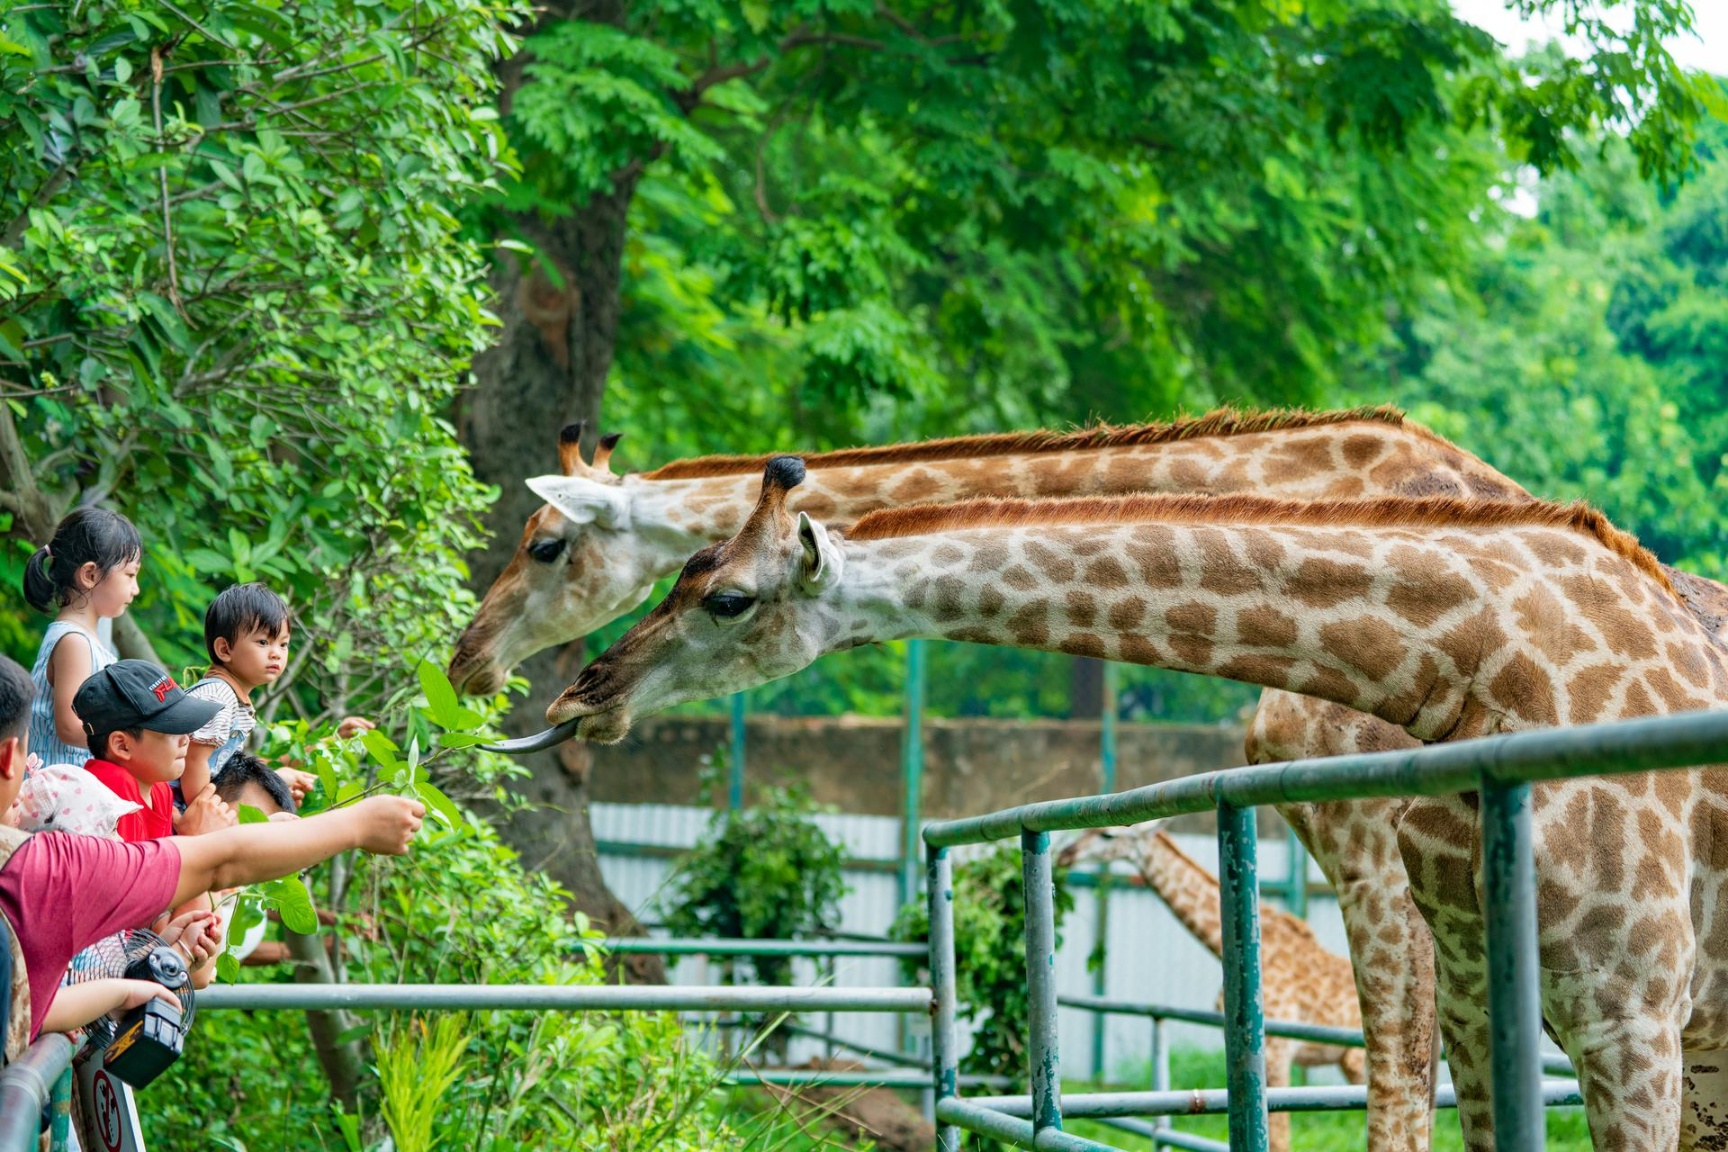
[361,729,400,768]
[415,781,462,828]
[417,659,461,728]
[436,731,487,748]
[216,952,241,983]
[266,874,318,935]
[236,803,268,825]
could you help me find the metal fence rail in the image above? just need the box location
[922,707,1728,1152]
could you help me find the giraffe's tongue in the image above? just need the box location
[479,720,581,755]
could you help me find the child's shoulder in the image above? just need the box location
[186,676,238,704]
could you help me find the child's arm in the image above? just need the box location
[181,742,217,804]
[46,634,94,748]
[167,795,424,906]
[41,979,182,1035]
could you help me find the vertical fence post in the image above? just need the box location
[728,692,747,811]
[900,639,928,909]
[1217,800,1269,1151]
[1482,774,1545,1150]
[1150,1015,1170,1136]
[928,844,961,1152]
[1022,829,1065,1137]
[1285,823,1308,921]
[1091,661,1119,1080]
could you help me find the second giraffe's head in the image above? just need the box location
[511,456,848,747]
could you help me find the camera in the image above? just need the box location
[101,946,191,1089]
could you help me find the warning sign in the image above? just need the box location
[75,1057,145,1152]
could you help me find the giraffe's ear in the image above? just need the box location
[526,474,631,530]
[796,512,843,594]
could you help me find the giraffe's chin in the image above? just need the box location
[575,706,634,744]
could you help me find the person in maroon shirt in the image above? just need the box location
[0,654,425,1058]
[71,660,234,842]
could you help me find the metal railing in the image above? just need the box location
[921,707,1728,1152]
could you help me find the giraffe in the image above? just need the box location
[448,407,1538,697]
[527,459,1728,1151]
[1058,823,1366,1152]
[458,413,1728,1152]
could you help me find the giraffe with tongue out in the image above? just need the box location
[535,456,1728,1151]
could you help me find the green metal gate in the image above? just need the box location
[921,707,1728,1151]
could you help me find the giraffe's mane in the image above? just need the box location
[844,493,1676,595]
[641,405,1430,480]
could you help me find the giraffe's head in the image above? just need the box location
[506,456,845,746]
[1055,823,1163,868]
[448,424,657,695]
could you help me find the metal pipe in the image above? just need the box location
[1091,661,1118,1080]
[600,937,926,958]
[1058,995,1367,1048]
[728,692,747,810]
[198,984,932,1013]
[1022,829,1065,1137]
[0,1034,77,1152]
[725,1069,1010,1088]
[966,1078,1585,1118]
[924,708,1728,847]
[900,638,928,910]
[1216,800,1269,1151]
[928,845,961,1152]
[1151,1015,1169,1133]
[1285,824,1309,920]
[1482,774,1545,1149]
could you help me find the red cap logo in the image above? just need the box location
[150,675,178,702]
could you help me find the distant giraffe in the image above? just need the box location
[543,462,1728,1150]
[1059,823,1365,1152]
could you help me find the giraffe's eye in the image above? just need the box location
[528,538,566,564]
[703,591,755,619]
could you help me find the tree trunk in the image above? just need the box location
[457,150,664,981]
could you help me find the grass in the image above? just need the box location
[1062,1046,1594,1151]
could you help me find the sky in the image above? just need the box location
[1450,0,1725,74]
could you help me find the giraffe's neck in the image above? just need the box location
[813,509,1718,743]
[622,421,1523,576]
[1129,833,1228,957]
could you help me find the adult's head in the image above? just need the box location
[212,752,297,817]
[0,655,36,816]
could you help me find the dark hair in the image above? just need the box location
[89,726,143,762]
[23,507,143,614]
[204,583,291,664]
[212,752,296,815]
[0,655,35,744]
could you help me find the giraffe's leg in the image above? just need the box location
[1267,1038,1293,1152]
[1342,1044,1368,1086]
[1541,967,1687,1151]
[1249,690,1436,1152]
[1397,793,1495,1150]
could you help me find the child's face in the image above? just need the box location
[118,729,190,786]
[85,556,141,619]
[221,625,290,689]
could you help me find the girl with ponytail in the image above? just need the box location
[22,507,143,767]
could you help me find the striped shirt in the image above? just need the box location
[27,621,115,769]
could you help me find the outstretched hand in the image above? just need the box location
[336,715,376,740]
[353,795,424,855]
[175,785,235,836]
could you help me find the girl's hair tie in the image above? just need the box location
[40,544,50,557]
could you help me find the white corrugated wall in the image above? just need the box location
[592,802,1347,1082]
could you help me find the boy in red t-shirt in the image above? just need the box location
[72,661,234,841]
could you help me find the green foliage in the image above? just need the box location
[1336,91,1728,581]
[0,0,513,702]
[377,1016,471,1152]
[504,0,1711,468]
[661,770,849,987]
[892,845,1075,1086]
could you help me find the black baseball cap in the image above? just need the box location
[73,660,222,737]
